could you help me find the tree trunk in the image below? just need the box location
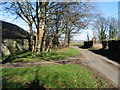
[67,30,71,47]
[102,41,107,49]
[37,19,44,55]
[41,4,47,52]
[45,20,63,52]
[64,22,68,47]
[64,34,67,47]
[55,21,59,48]
[41,29,46,52]
[28,24,35,52]
[55,33,59,48]
[45,36,54,52]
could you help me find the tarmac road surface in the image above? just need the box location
[73,46,119,88]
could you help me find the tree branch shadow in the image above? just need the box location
[2,69,45,90]
[27,69,45,90]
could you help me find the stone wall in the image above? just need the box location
[2,39,29,56]
[92,40,102,49]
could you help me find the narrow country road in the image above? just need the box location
[73,46,119,88]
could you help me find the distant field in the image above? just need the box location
[70,41,84,46]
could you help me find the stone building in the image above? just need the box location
[1,21,30,56]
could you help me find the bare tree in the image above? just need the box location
[108,17,118,40]
[93,16,108,49]
[2,2,99,53]
[62,2,97,46]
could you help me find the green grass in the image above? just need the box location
[2,47,80,63]
[12,57,43,62]
[2,64,108,88]
[88,47,99,51]
[47,47,80,60]
[2,51,41,63]
[70,42,84,47]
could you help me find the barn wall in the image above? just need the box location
[2,39,29,56]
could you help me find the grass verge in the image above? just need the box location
[2,64,108,88]
[2,47,80,63]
